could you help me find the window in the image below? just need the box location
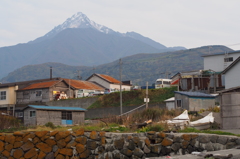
[36,91,42,97]
[15,112,23,117]
[224,57,233,62]
[62,111,72,120]
[30,111,36,117]
[176,100,182,107]
[163,81,171,85]
[0,91,6,100]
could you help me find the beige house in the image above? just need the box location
[86,73,132,91]
[0,83,18,112]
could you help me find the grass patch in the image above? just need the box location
[89,87,177,109]
[179,127,240,137]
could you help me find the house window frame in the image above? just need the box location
[30,111,36,117]
[0,91,6,100]
[176,99,182,108]
[36,90,42,97]
[61,111,72,120]
[224,57,233,62]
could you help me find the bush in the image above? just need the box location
[45,122,56,129]
[0,113,21,130]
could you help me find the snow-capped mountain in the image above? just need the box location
[45,12,116,38]
[30,12,170,50]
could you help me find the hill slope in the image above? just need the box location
[1,45,232,85]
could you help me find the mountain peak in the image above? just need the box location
[45,12,113,38]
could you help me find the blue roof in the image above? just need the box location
[174,91,215,98]
[28,105,87,111]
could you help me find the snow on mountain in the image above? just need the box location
[45,12,115,38]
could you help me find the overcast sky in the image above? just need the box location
[1,0,240,50]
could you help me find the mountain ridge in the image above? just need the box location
[1,45,232,85]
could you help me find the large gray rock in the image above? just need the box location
[205,143,214,151]
[143,145,151,153]
[217,136,228,145]
[173,136,182,143]
[213,143,225,150]
[210,135,218,143]
[198,135,210,143]
[121,148,133,157]
[133,148,144,157]
[171,143,181,152]
[112,150,121,159]
[226,142,236,149]
[127,140,136,150]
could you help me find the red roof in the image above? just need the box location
[97,74,121,84]
[63,79,104,90]
[21,80,60,90]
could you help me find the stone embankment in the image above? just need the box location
[0,129,240,158]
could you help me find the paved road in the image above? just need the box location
[148,148,240,159]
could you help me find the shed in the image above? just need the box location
[174,91,215,111]
[164,97,175,110]
[218,86,240,129]
[23,105,86,126]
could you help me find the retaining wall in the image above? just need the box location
[46,97,98,109]
[0,130,240,158]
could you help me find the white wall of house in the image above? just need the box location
[0,86,18,107]
[110,84,131,91]
[224,61,240,89]
[204,53,240,72]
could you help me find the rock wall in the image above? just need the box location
[0,130,240,159]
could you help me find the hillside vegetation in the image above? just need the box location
[1,45,233,85]
[89,87,177,109]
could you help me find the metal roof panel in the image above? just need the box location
[28,105,87,111]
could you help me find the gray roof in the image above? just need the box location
[175,91,215,98]
[26,105,87,111]
[202,50,240,57]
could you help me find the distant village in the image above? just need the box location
[0,50,240,130]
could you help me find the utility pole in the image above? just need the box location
[77,70,82,80]
[119,59,123,115]
[146,82,148,109]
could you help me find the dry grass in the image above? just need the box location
[0,112,21,130]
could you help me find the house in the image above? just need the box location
[171,70,224,93]
[203,50,240,72]
[16,79,74,104]
[86,73,132,91]
[218,86,240,129]
[174,91,215,111]
[0,83,18,114]
[62,79,104,97]
[0,77,61,113]
[221,56,240,89]
[164,97,175,110]
[23,105,86,126]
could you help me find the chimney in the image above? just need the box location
[50,67,52,80]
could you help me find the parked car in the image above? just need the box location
[104,88,116,94]
[88,92,95,97]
